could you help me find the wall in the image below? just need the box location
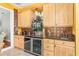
[0,3,20,11]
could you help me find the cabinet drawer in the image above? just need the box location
[43,39,50,43]
[14,37,18,40]
[43,39,54,44]
[14,35,19,37]
[18,36,24,39]
[63,41,75,47]
[55,40,64,45]
[19,38,24,42]
[55,40,75,47]
[43,46,54,51]
[43,42,54,46]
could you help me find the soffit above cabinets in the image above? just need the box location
[11,3,34,8]
[0,3,44,13]
[11,3,44,13]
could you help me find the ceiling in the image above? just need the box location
[11,3,34,8]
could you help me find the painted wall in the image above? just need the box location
[0,3,20,11]
[0,7,10,40]
[0,3,44,13]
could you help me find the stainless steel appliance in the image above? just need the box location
[32,38,41,55]
[24,37,42,55]
[24,37,31,52]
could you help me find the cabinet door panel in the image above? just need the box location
[56,3,67,27]
[67,4,73,26]
[43,4,56,27]
[18,10,34,27]
[18,36,24,49]
[14,36,19,48]
[43,39,54,56]
[56,3,73,27]
[14,36,24,49]
[43,49,54,56]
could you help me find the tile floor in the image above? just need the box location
[0,48,34,56]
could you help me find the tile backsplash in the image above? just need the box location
[44,27,74,39]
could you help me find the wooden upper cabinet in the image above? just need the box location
[43,3,73,27]
[18,10,34,28]
[67,4,73,26]
[56,3,73,27]
[43,3,56,27]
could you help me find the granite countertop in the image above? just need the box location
[44,36,75,42]
[15,34,75,42]
[24,36,43,39]
[24,36,75,42]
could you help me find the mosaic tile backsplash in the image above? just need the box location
[44,27,75,40]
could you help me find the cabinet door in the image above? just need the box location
[18,10,34,27]
[67,4,73,26]
[43,4,56,27]
[43,49,54,56]
[14,36,24,49]
[56,3,73,27]
[55,45,75,56]
[43,39,54,49]
[18,36,24,49]
[14,36,19,48]
[43,39,54,56]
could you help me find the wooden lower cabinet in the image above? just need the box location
[14,35,19,48]
[14,35,24,49]
[55,40,75,56]
[43,39,75,56]
[43,39,55,56]
[55,45,75,56]
[43,49,54,56]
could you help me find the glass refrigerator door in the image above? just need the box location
[33,39,41,55]
[24,38,31,51]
